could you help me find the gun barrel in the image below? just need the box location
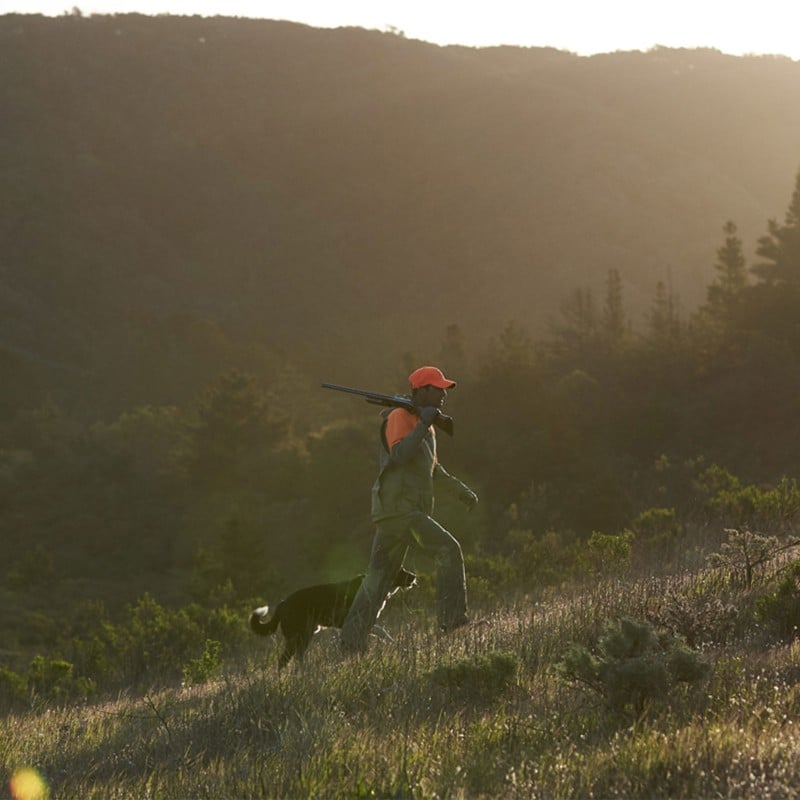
[321,383,401,401]
[321,382,454,436]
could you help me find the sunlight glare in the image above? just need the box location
[9,768,49,800]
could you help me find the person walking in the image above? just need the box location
[340,365,479,654]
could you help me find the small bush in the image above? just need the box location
[630,507,683,567]
[182,638,222,685]
[26,655,96,704]
[648,589,738,647]
[706,528,787,588]
[581,529,634,577]
[557,616,711,716]
[68,595,247,690]
[706,476,800,529]
[464,552,517,602]
[0,666,28,708]
[756,561,800,639]
[504,528,578,587]
[430,651,519,698]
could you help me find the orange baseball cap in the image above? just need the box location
[408,366,457,390]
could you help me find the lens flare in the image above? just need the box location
[9,768,49,800]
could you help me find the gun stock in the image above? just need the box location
[321,383,454,436]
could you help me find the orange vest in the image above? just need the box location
[384,409,431,450]
[372,408,437,521]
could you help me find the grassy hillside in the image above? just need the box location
[5,541,800,799]
[2,14,799,413]
[3,21,800,795]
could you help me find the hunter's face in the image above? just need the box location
[415,385,447,408]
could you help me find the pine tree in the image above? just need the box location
[706,221,748,314]
[602,268,626,344]
[549,287,597,360]
[739,169,800,351]
[646,279,681,344]
[183,370,286,489]
[751,169,800,286]
[437,323,468,377]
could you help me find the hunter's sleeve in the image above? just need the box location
[433,463,474,495]
[434,463,479,509]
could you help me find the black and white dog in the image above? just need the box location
[249,568,416,668]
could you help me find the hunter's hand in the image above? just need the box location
[459,487,479,511]
[418,406,440,427]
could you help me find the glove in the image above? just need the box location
[459,487,479,511]
[418,406,440,427]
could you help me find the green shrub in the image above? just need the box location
[706,528,787,588]
[647,589,738,647]
[26,655,95,703]
[504,528,578,587]
[632,507,680,538]
[69,595,213,688]
[706,476,800,529]
[630,507,682,566]
[756,561,800,639]
[113,594,204,683]
[464,552,516,603]
[58,596,251,695]
[693,463,740,499]
[557,616,711,716]
[182,638,222,685]
[429,651,518,698]
[581,529,634,577]
[0,666,28,708]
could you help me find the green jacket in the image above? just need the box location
[371,409,472,522]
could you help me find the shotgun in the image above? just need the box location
[321,382,454,436]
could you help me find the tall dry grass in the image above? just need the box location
[5,570,800,799]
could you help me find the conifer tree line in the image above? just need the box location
[1,168,799,681]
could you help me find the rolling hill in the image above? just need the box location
[1,13,799,411]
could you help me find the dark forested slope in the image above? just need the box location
[2,13,799,413]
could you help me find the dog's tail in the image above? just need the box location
[249,605,280,637]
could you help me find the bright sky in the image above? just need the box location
[2,0,799,60]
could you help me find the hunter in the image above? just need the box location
[340,365,479,654]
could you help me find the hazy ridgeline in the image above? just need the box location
[2,13,800,412]
[3,14,800,796]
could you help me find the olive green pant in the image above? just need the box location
[340,511,467,654]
